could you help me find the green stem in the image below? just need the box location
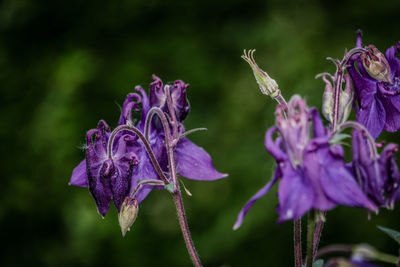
[375,251,399,265]
[307,210,315,267]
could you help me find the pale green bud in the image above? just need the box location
[319,74,334,123]
[118,197,139,237]
[242,49,281,98]
[338,74,354,124]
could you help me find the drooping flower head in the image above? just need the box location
[70,76,227,223]
[351,128,400,209]
[348,30,400,138]
[234,96,376,229]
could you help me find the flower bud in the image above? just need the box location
[118,197,139,237]
[320,75,334,123]
[338,74,354,124]
[361,45,392,83]
[242,49,281,98]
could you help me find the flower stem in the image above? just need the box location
[312,212,325,261]
[306,210,315,267]
[173,190,202,267]
[294,219,302,267]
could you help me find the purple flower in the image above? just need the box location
[348,30,400,139]
[351,128,400,209]
[69,76,227,218]
[234,96,376,229]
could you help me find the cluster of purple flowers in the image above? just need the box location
[235,31,400,229]
[69,75,226,219]
[68,31,400,267]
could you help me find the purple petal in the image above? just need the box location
[265,127,288,162]
[86,127,112,217]
[348,60,377,104]
[69,159,88,187]
[319,147,377,212]
[233,169,280,230]
[309,108,326,138]
[277,163,314,222]
[118,93,141,125]
[129,139,163,203]
[385,42,400,79]
[356,29,363,48]
[170,79,190,121]
[149,75,165,108]
[356,96,386,139]
[135,85,151,131]
[379,93,400,133]
[175,138,227,180]
[303,142,336,211]
[111,135,140,211]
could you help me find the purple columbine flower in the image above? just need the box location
[234,96,376,229]
[351,128,400,209]
[69,75,227,218]
[348,30,400,139]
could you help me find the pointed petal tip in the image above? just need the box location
[233,221,241,231]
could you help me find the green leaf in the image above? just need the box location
[165,183,175,193]
[330,133,351,145]
[377,225,400,244]
[312,259,324,267]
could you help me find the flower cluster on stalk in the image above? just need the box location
[235,35,400,229]
[69,75,227,235]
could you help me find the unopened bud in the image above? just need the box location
[361,45,392,83]
[338,74,354,124]
[118,197,139,237]
[242,49,281,98]
[320,74,334,123]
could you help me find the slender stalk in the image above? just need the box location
[160,85,202,266]
[306,210,315,267]
[316,244,353,258]
[312,212,325,261]
[294,219,302,267]
[173,190,202,267]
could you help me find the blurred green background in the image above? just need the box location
[1,0,400,266]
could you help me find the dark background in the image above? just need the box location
[1,0,400,266]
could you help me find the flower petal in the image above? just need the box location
[319,146,377,212]
[309,108,326,138]
[69,159,88,187]
[175,138,227,180]
[111,134,140,211]
[277,163,314,222]
[356,96,386,139]
[385,42,400,79]
[265,126,288,162]
[303,142,336,211]
[233,169,280,230]
[86,127,112,217]
[118,93,141,125]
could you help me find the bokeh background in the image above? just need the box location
[1,0,400,266]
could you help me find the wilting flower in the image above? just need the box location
[234,96,376,229]
[69,75,227,220]
[348,30,400,138]
[351,128,400,209]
